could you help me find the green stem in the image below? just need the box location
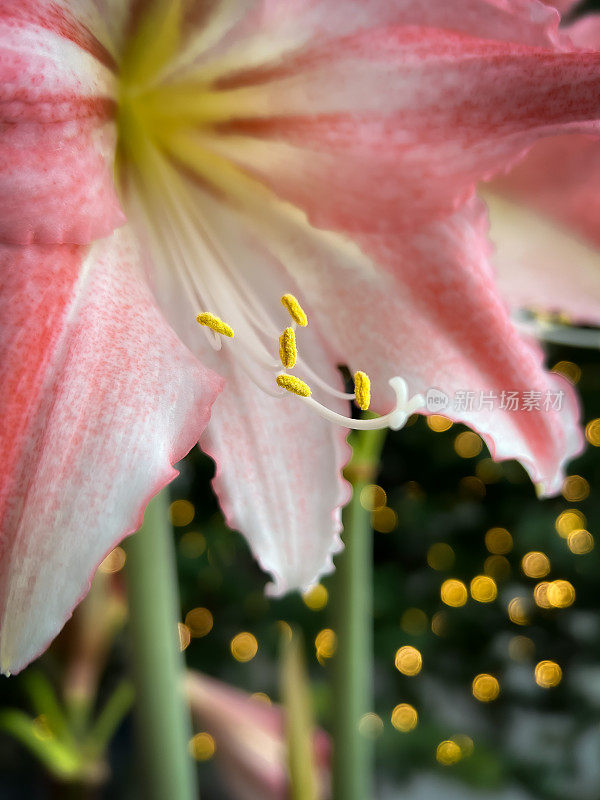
[125,490,198,800]
[332,428,387,800]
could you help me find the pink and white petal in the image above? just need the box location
[483,186,600,325]
[195,29,600,234]
[173,0,563,80]
[0,227,223,675]
[0,2,124,244]
[201,357,351,596]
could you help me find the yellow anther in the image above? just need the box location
[196,312,234,338]
[281,294,308,327]
[279,327,297,369]
[276,374,311,398]
[354,371,371,411]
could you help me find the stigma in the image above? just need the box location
[196,293,424,431]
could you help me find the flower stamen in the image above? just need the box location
[196,312,234,338]
[281,294,308,327]
[353,371,371,411]
[279,327,297,369]
[276,374,312,397]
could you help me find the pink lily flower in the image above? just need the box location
[484,1,600,326]
[186,671,330,800]
[3,0,600,676]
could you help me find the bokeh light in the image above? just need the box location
[401,608,428,635]
[427,543,455,571]
[189,733,216,761]
[470,575,497,603]
[394,646,422,676]
[547,580,576,608]
[551,360,581,384]
[567,529,594,554]
[303,584,329,610]
[472,674,500,702]
[440,579,468,607]
[98,546,126,574]
[179,531,206,558]
[315,629,337,662]
[391,703,418,732]
[484,555,511,581]
[508,597,531,626]
[185,607,213,638]
[427,415,453,433]
[454,431,483,458]
[169,499,195,527]
[562,475,590,503]
[508,635,535,662]
[535,660,562,688]
[230,632,258,662]
[533,582,552,609]
[585,417,600,446]
[372,507,398,533]
[521,551,550,579]
[485,527,513,554]
[436,740,462,766]
[178,622,191,651]
[360,484,387,511]
[358,712,384,739]
[555,509,587,538]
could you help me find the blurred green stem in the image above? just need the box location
[125,490,198,800]
[332,427,387,800]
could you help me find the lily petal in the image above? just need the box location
[201,356,351,596]
[189,22,600,235]
[0,227,223,674]
[0,2,124,244]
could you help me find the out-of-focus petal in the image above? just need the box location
[186,671,330,800]
[0,228,223,675]
[0,2,124,244]
[201,357,351,596]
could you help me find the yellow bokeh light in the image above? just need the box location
[250,692,272,705]
[179,531,206,558]
[547,579,575,608]
[562,475,590,503]
[98,546,127,574]
[475,458,503,484]
[484,555,511,581]
[440,579,468,608]
[521,551,551,579]
[551,360,581,384]
[472,674,500,702]
[533,582,552,609]
[394,646,422,676]
[567,529,594,555]
[303,584,329,610]
[454,735,474,758]
[315,628,337,660]
[189,732,216,761]
[454,431,483,458]
[230,632,258,662]
[360,484,387,511]
[278,620,293,644]
[535,660,562,688]
[427,415,453,433]
[555,509,587,538]
[401,608,428,635]
[427,543,455,571]
[178,622,191,652]
[391,703,418,732]
[485,527,513,554]
[508,635,535,662]
[508,597,530,626]
[470,575,497,603]
[184,607,213,638]
[436,739,462,766]
[585,418,600,446]
[372,507,398,533]
[358,712,384,739]
[169,499,195,527]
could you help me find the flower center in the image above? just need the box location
[115,1,423,432]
